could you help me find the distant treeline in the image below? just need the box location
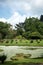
[0,15,43,39]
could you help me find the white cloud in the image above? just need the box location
[0,0,31,14]
[35,0,43,7]
[7,12,26,28]
[0,11,38,29]
[0,0,43,15]
[0,0,43,29]
[7,1,31,14]
[0,18,7,22]
[0,11,38,24]
[22,3,31,12]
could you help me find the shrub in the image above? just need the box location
[16,41,18,44]
[37,41,40,43]
[36,40,40,43]
[16,35,22,39]
[30,40,33,43]
[6,40,9,43]
[40,39,42,41]
[11,39,13,43]
[0,55,7,63]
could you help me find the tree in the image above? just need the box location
[15,23,25,35]
[0,22,13,39]
[40,15,43,22]
[16,17,43,39]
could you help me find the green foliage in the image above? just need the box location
[0,22,17,39]
[0,33,2,39]
[11,39,14,43]
[15,23,25,35]
[30,40,33,43]
[0,15,43,39]
[16,17,43,39]
[0,55,7,63]
[0,22,11,39]
[6,40,9,43]
[16,35,23,39]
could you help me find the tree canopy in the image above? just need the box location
[16,17,43,39]
[0,15,43,39]
[0,22,16,39]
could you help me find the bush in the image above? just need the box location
[36,40,40,43]
[0,55,7,63]
[40,39,42,41]
[11,39,13,43]
[16,35,23,39]
[30,40,33,43]
[6,40,9,43]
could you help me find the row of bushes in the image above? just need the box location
[0,39,42,44]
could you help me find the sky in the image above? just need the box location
[0,0,43,28]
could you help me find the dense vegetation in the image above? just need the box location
[16,17,43,39]
[0,22,16,39]
[0,15,43,40]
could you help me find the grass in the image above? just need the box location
[0,39,43,46]
[12,58,43,63]
[10,53,43,63]
[0,61,14,65]
[0,58,43,65]
[0,49,3,52]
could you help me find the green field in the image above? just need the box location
[0,39,43,46]
[0,39,43,64]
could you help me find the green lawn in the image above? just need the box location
[13,58,43,63]
[0,58,43,65]
[0,39,43,46]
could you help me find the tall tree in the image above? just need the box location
[0,22,12,39]
[16,17,43,39]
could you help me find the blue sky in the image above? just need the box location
[0,5,12,19]
[0,0,43,27]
